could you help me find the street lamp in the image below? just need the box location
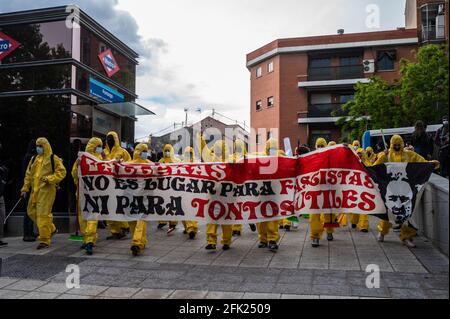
[184,107,203,127]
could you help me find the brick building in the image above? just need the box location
[247,0,448,151]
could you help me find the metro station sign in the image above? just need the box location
[0,32,20,61]
[98,49,120,77]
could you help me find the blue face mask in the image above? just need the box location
[95,147,103,154]
[140,152,148,160]
[36,146,44,155]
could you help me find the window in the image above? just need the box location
[310,58,331,68]
[310,93,332,105]
[256,100,262,111]
[340,57,360,66]
[268,61,274,73]
[267,96,274,108]
[421,3,446,41]
[256,134,261,145]
[377,51,396,71]
[256,67,262,78]
[339,94,354,104]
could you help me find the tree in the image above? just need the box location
[400,44,449,124]
[336,44,449,139]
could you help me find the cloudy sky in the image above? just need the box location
[0,0,407,139]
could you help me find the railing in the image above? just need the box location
[422,25,446,42]
[308,65,364,81]
[308,103,347,117]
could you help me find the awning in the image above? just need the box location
[97,101,155,117]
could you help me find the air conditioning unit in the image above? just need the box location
[363,59,375,73]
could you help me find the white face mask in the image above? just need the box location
[269,149,277,156]
[95,147,103,154]
[140,152,149,160]
[444,121,449,126]
[165,151,171,157]
[36,146,44,155]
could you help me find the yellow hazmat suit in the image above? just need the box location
[104,131,131,237]
[348,148,371,232]
[257,138,283,250]
[197,135,233,249]
[129,143,151,255]
[229,139,248,235]
[181,146,199,238]
[365,147,376,164]
[158,144,180,229]
[374,135,439,244]
[310,138,336,242]
[328,141,337,147]
[71,137,102,248]
[21,138,66,247]
[352,140,361,151]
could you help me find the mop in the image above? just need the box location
[68,182,83,242]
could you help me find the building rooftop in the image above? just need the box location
[247,28,418,67]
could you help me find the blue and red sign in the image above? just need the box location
[89,77,124,103]
[0,32,20,61]
[98,49,120,77]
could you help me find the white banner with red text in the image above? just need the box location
[78,145,386,224]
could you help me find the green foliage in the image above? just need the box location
[336,44,449,138]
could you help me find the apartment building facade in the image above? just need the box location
[247,0,448,151]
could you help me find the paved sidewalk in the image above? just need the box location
[0,218,448,299]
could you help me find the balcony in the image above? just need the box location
[309,103,347,117]
[298,65,369,90]
[308,65,364,81]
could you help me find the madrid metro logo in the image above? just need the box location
[0,32,21,61]
[98,48,120,77]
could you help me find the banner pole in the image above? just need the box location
[380,129,388,150]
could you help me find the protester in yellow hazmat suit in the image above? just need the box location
[328,141,337,147]
[352,140,361,151]
[310,137,336,247]
[365,146,376,164]
[158,144,181,234]
[348,148,371,233]
[374,135,439,248]
[21,138,66,249]
[256,138,284,252]
[128,143,151,256]
[71,137,103,255]
[181,146,199,240]
[228,139,257,235]
[104,131,131,240]
[197,134,233,251]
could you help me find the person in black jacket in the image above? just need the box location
[435,116,449,178]
[22,139,37,242]
[0,142,9,246]
[411,120,434,160]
